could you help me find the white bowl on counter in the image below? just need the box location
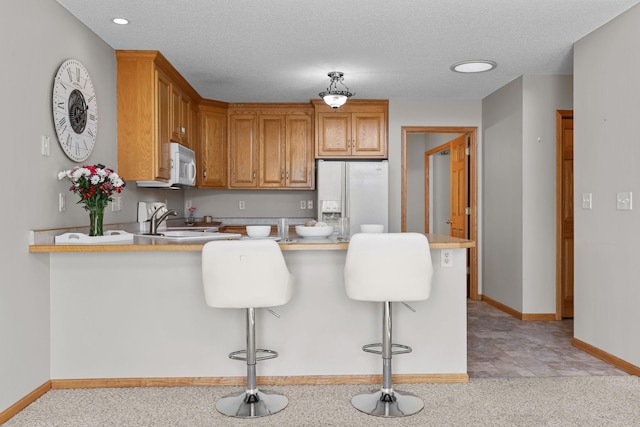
[295,225,334,238]
[246,225,272,238]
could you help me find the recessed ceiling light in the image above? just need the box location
[450,60,497,73]
[112,17,129,25]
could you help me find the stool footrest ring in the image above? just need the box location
[229,348,279,362]
[362,343,412,355]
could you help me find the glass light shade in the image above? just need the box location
[323,94,348,109]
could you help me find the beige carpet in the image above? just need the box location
[5,376,640,426]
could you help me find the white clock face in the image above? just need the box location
[52,59,98,162]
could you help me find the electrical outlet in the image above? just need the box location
[111,196,122,212]
[307,200,314,209]
[239,201,245,210]
[147,202,167,218]
[58,193,65,212]
[441,249,453,268]
[300,200,306,209]
[185,200,192,210]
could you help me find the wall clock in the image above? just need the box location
[52,59,98,162]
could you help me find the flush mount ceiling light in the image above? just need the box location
[450,60,497,73]
[112,17,129,25]
[319,71,354,110]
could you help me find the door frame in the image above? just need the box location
[401,126,478,300]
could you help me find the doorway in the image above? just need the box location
[556,110,574,319]
[401,126,478,300]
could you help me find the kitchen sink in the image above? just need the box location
[137,231,241,241]
[165,226,220,232]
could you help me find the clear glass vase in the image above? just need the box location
[88,204,105,237]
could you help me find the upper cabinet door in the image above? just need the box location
[316,112,351,157]
[286,114,314,188]
[198,104,227,188]
[351,112,386,156]
[229,114,258,188]
[313,99,388,159]
[259,114,287,188]
[154,68,172,180]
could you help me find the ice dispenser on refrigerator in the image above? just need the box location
[316,160,389,236]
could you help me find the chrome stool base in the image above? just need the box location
[351,389,424,417]
[216,389,288,418]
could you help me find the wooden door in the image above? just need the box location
[199,106,227,188]
[229,114,258,188]
[286,114,313,188]
[557,111,574,318]
[449,135,468,239]
[316,112,350,156]
[259,114,286,188]
[352,112,386,156]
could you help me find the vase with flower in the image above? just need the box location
[58,164,126,236]
[187,206,196,225]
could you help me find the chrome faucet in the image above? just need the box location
[149,208,178,235]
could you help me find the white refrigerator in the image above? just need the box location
[316,160,389,236]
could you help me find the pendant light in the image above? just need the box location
[319,71,354,110]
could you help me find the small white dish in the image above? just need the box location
[246,225,271,238]
[295,225,334,238]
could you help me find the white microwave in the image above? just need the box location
[137,143,196,188]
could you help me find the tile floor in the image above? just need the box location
[467,300,628,378]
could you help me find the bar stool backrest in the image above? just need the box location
[202,240,293,308]
[344,233,433,302]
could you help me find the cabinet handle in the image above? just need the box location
[180,126,186,135]
[253,171,256,179]
[286,171,289,179]
[281,171,284,179]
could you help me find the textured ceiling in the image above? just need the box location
[56,0,640,103]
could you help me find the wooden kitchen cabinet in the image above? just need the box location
[171,85,195,148]
[229,104,314,189]
[115,50,201,182]
[229,113,259,188]
[198,101,228,188]
[313,99,388,158]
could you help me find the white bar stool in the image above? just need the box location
[202,240,293,418]
[344,232,434,417]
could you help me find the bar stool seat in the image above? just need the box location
[344,232,433,417]
[202,239,293,418]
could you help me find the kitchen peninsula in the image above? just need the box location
[30,230,473,386]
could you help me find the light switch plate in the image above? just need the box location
[582,193,592,209]
[616,192,632,210]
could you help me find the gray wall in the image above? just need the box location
[574,3,640,367]
[482,75,572,314]
[521,75,573,313]
[0,0,190,412]
[185,189,317,220]
[0,0,113,411]
[482,78,525,311]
